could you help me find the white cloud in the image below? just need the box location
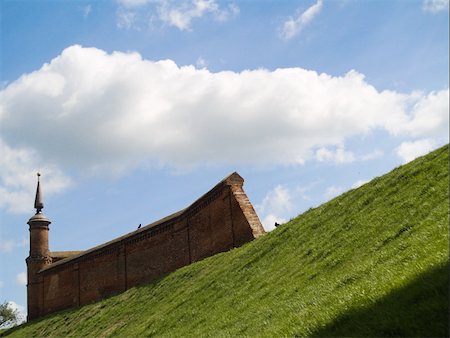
[16,272,27,286]
[315,145,355,164]
[392,90,449,141]
[117,0,152,7]
[280,0,323,40]
[351,179,369,189]
[258,185,292,216]
[117,7,138,29]
[0,238,28,253]
[396,139,436,163]
[0,139,72,214]
[116,0,239,31]
[261,214,287,232]
[0,45,448,211]
[422,0,449,13]
[214,3,239,22]
[257,185,292,231]
[159,0,218,30]
[324,185,343,200]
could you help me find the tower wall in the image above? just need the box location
[27,214,52,320]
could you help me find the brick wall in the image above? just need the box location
[36,173,265,318]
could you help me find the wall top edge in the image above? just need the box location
[39,172,244,273]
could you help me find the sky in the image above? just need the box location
[0,0,448,322]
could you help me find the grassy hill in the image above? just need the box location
[4,145,449,337]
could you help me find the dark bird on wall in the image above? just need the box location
[138,224,142,229]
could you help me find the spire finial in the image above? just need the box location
[34,172,44,214]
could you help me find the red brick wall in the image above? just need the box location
[79,250,127,305]
[37,174,265,318]
[126,221,190,286]
[42,265,74,314]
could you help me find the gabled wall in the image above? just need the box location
[33,172,265,319]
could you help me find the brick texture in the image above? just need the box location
[27,172,265,319]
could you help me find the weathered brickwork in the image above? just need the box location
[26,172,265,320]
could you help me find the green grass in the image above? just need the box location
[4,145,449,337]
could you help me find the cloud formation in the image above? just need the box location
[116,0,239,31]
[391,90,449,139]
[117,8,138,29]
[257,185,292,231]
[396,139,436,163]
[422,0,449,13]
[280,0,323,40]
[117,0,152,7]
[0,45,448,213]
[315,145,355,164]
[0,140,72,214]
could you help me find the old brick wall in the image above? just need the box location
[79,250,127,305]
[126,220,190,287]
[37,173,265,318]
[42,265,74,314]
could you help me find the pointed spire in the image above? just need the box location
[34,173,44,214]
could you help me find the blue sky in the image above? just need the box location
[0,0,448,321]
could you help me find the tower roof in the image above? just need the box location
[34,173,44,214]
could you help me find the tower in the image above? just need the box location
[26,173,52,320]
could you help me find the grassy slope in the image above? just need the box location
[5,145,449,338]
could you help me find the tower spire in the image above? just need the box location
[27,172,51,320]
[34,172,44,214]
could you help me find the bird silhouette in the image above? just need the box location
[138,224,142,229]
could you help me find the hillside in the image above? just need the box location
[4,145,449,337]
